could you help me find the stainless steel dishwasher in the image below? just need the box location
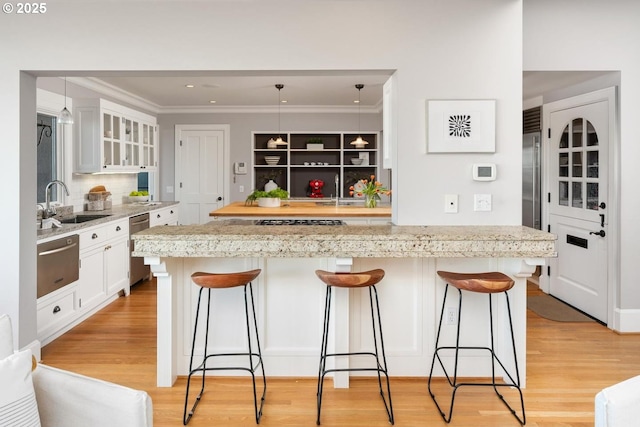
[37,234,80,298]
[129,213,150,286]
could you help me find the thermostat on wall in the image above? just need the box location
[472,163,496,181]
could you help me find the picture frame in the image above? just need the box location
[426,99,496,153]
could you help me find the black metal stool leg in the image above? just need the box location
[370,285,394,424]
[184,287,212,425]
[316,285,332,425]
[244,282,267,424]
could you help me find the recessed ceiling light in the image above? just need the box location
[209,100,216,104]
[185,84,195,88]
[354,100,360,104]
[281,100,287,103]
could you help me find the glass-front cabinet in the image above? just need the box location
[251,131,380,198]
[74,99,157,173]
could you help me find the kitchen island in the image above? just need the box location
[132,221,555,387]
[209,200,391,221]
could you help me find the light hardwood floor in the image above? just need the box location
[41,279,640,427]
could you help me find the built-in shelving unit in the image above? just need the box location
[252,132,379,198]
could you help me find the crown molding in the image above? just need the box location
[67,77,162,114]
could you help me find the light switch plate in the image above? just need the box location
[474,194,492,211]
[445,194,458,213]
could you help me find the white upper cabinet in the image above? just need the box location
[74,99,157,173]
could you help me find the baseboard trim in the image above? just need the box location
[613,308,640,333]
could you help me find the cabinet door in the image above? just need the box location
[103,112,124,168]
[141,123,157,170]
[77,246,106,311]
[106,238,129,295]
[123,118,141,167]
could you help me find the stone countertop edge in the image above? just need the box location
[131,221,557,259]
[36,201,179,241]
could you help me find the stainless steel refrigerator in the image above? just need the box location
[522,107,542,229]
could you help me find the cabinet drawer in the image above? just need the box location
[79,226,107,249]
[107,218,129,240]
[37,292,76,335]
[151,207,178,226]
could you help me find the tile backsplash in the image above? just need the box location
[67,174,138,212]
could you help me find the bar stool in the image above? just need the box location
[428,270,525,425]
[315,269,394,425]
[183,269,266,425]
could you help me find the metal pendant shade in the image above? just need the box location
[350,84,368,147]
[58,77,74,125]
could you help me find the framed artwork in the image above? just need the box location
[427,99,496,153]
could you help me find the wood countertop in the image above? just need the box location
[210,201,391,218]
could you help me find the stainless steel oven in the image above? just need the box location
[37,234,80,298]
[129,213,150,285]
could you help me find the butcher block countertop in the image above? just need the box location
[210,201,392,218]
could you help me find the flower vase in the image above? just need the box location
[264,179,278,192]
[364,194,378,208]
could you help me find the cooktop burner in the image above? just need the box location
[255,219,344,226]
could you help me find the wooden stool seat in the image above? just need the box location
[191,269,261,289]
[436,270,514,294]
[315,269,385,288]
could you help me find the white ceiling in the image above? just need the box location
[42,70,615,112]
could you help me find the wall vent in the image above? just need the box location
[523,106,542,133]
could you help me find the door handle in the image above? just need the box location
[599,202,606,209]
[600,214,605,227]
[589,230,606,237]
[217,196,223,201]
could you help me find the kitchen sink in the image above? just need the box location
[60,214,112,224]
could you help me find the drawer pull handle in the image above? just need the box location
[53,306,61,314]
[116,226,121,231]
[92,233,98,239]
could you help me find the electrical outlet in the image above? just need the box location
[446,307,458,325]
[239,185,245,193]
[474,194,492,211]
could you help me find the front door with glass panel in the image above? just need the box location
[547,90,613,323]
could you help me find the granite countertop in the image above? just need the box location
[210,201,391,218]
[132,220,557,259]
[37,201,179,241]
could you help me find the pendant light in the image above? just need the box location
[350,84,368,147]
[267,84,288,148]
[58,77,74,125]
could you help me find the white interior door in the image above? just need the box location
[546,89,614,323]
[175,125,229,225]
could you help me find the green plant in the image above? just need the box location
[245,188,289,205]
[306,137,323,144]
[256,169,282,188]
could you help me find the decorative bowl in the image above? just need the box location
[129,195,149,203]
[351,158,364,165]
[264,156,280,165]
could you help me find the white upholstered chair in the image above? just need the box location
[0,313,153,427]
[595,375,640,427]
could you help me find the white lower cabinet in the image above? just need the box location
[150,205,179,226]
[38,218,129,345]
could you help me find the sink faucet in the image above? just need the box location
[44,180,70,218]
[335,174,339,207]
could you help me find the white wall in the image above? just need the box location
[0,0,522,347]
[524,0,640,323]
